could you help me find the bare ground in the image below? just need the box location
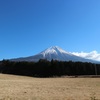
[0,74,100,100]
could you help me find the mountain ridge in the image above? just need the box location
[11,46,100,63]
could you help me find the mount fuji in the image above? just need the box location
[11,46,99,63]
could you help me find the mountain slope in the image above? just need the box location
[11,46,99,63]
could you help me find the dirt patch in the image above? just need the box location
[0,74,100,100]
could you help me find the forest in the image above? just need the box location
[0,59,100,77]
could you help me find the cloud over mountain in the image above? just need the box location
[72,51,100,61]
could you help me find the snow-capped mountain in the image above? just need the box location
[11,46,99,63]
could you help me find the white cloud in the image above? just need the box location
[71,50,100,61]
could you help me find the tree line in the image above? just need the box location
[0,59,100,77]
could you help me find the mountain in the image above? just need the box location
[11,46,99,63]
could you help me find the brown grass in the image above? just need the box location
[0,74,100,100]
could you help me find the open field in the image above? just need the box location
[0,74,100,100]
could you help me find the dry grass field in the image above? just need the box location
[0,74,100,100]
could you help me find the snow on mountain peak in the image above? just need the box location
[40,46,69,56]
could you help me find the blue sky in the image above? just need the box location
[0,0,100,60]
